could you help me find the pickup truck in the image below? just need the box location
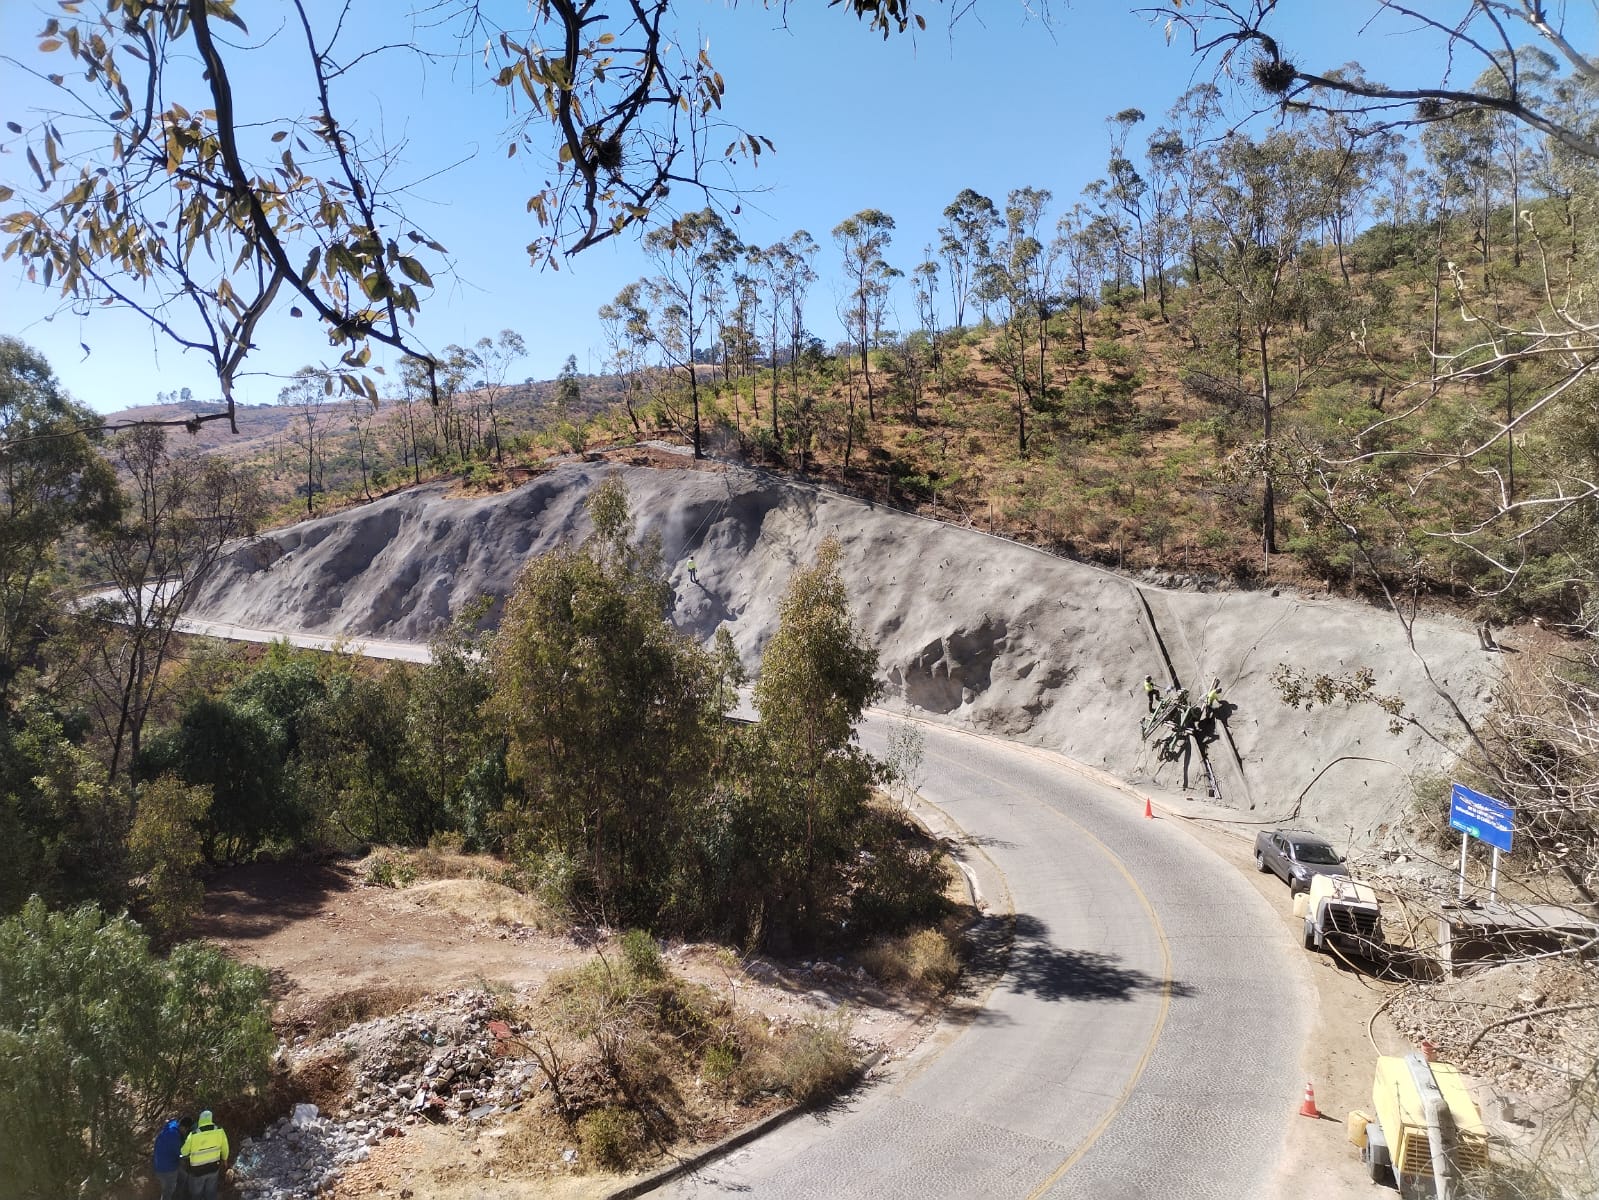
[1253,829,1348,894]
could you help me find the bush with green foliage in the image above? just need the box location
[139,692,297,864]
[127,774,212,941]
[577,1104,646,1170]
[0,899,274,1198]
[0,702,128,916]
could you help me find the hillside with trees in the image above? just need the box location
[3,1,1597,1195]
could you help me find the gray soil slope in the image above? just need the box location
[188,459,1496,839]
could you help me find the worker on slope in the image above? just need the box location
[152,1115,192,1200]
[180,1110,229,1199]
[1142,673,1159,712]
[687,556,699,584]
[1201,677,1222,720]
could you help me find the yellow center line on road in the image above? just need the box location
[905,735,1174,1199]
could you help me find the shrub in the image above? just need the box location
[0,899,273,1198]
[127,775,212,941]
[363,851,416,888]
[848,806,953,935]
[512,848,585,917]
[577,1104,646,1171]
[767,1011,857,1105]
[857,927,962,993]
[620,929,665,981]
[0,704,128,916]
[701,1043,739,1085]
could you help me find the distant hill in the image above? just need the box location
[100,401,296,460]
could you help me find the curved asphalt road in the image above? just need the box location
[662,715,1312,1200]
[168,615,1311,1197]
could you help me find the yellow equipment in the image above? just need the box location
[1352,1054,1490,1198]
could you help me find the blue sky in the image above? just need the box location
[0,2,1563,414]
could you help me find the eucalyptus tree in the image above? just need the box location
[938,189,1001,329]
[1190,130,1335,556]
[344,386,378,501]
[643,209,740,458]
[554,354,582,417]
[277,366,334,516]
[1143,127,1186,315]
[81,428,264,782]
[833,209,898,420]
[0,339,120,710]
[779,231,821,401]
[1103,109,1150,298]
[1297,67,1387,286]
[489,478,717,921]
[1053,203,1102,354]
[1165,84,1224,286]
[597,284,654,437]
[459,330,527,465]
[912,249,940,345]
[724,251,766,421]
[751,536,881,940]
[904,250,940,423]
[752,243,784,436]
[1421,107,1503,272]
[756,231,821,448]
[974,187,1056,456]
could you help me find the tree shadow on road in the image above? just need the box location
[1005,912,1196,1003]
[954,833,1015,850]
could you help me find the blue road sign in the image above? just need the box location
[1449,783,1513,853]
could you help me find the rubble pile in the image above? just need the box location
[235,990,544,1199]
[1388,958,1599,1097]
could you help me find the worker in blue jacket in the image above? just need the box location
[152,1116,193,1200]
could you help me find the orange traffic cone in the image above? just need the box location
[1299,1081,1321,1119]
[1143,797,1154,819]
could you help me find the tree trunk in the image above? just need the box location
[1505,365,1515,506]
[859,296,874,422]
[1259,327,1276,554]
[844,383,855,471]
[689,364,702,459]
[1431,197,1448,396]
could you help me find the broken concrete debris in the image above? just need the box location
[234,990,537,1198]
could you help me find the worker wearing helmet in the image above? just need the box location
[179,1110,229,1199]
[152,1116,193,1200]
[1142,674,1159,712]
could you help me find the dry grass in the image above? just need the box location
[355,845,558,930]
[405,878,555,930]
[748,1011,858,1106]
[856,925,963,994]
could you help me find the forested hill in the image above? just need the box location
[216,195,1594,639]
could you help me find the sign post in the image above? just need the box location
[1448,783,1513,901]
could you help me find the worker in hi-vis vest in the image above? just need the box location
[179,1110,229,1199]
[1142,674,1159,712]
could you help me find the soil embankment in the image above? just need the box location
[188,459,1496,838]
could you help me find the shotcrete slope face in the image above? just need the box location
[189,462,1495,838]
